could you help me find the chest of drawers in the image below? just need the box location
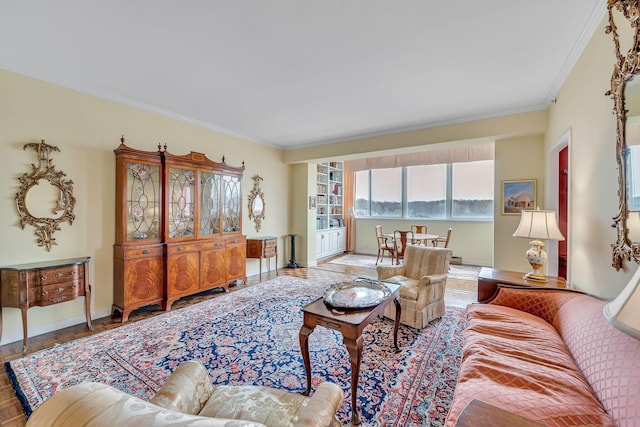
[246,237,278,281]
[0,257,92,353]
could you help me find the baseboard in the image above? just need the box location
[0,307,112,346]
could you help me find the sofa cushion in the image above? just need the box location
[554,295,640,427]
[200,385,310,427]
[446,303,614,426]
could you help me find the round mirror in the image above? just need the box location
[16,141,76,251]
[25,181,66,219]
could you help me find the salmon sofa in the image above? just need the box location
[446,286,640,427]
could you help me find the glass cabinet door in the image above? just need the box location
[167,167,196,238]
[200,171,221,236]
[126,162,161,241]
[223,174,241,232]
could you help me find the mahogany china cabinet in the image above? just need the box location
[113,138,246,322]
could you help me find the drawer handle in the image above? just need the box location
[71,284,77,289]
[143,250,150,254]
[41,275,47,280]
[319,320,342,329]
[55,272,63,278]
[233,239,238,243]
[215,243,222,247]
[178,246,184,251]
[42,290,48,296]
[55,287,64,293]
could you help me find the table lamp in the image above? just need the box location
[513,209,565,282]
[603,265,640,339]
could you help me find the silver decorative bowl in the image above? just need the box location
[323,278,392,309]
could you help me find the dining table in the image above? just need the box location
[383,231,440,264]
[383,232,439,246]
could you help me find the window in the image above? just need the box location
[355,160,494,220]
[370,168,402,217]
[407,164,447,218]
[354,170,370,216]
[452,160,494,218]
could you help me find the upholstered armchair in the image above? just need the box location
[26,360,343,427]
[376,245,453,329]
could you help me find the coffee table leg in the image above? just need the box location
[298,324,315,396]
[344,335,364,425]
[393,297,401,353]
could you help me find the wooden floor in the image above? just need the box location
[0,257,476,426]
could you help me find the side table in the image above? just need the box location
[299,280,401,425]
[246,237,278,281]
[477,267,567,302]
[0,257,93,353]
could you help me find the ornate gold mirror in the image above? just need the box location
[15,140,76,251]
[607,0,640,269]
[247,174,265,232]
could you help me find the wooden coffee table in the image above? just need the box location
[298,280,401,425]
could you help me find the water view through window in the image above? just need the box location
[355,160,494,219]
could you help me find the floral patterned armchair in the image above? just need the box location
[26,360,343,427]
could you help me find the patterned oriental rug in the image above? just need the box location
[6,276,465,427]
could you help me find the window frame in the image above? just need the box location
[355,161,494,221]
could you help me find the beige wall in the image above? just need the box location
[494,135,547,273]
[0,70,290,345]
[545,15,634,298]
[355,219,493,266]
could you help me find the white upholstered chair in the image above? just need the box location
[26,360,343,427]
[376,245,452,329]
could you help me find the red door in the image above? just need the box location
[558,147,568,279]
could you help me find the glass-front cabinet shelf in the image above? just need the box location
[167,167,196,238]
[126,162,162,241]
[200,171,221,235]
[223,174,242,233]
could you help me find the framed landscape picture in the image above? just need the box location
[502,179,536,215]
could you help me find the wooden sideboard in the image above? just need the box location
[0,257,93,353]
[477,267,567,303]
[247,237,278,281]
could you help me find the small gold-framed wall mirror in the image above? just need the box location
[15,140,76,251]
[248,174,265,232]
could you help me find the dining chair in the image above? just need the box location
[432,227,452,248]
[411,225,428,245]
[393,230,415,265]
[375,225,396,265]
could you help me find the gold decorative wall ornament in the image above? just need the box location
[607,0,640,270]
[248,175,265,232]
[15,140,76,251]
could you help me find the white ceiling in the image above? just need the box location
[0,1,605,150]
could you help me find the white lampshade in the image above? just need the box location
[603,266,640,339]
[513,210,565,241]
[513,210,564,282]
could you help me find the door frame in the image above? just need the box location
[546,129,571,281]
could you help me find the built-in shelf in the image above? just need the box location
[316,161,346,259]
